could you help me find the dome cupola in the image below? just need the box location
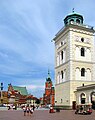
[64,9,83,26]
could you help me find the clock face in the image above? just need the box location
[48,83,51,87]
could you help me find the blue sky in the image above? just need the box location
[0,0,95,98]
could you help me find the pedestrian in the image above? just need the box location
[8,106,10,110]
[26,105,30,116]
[33,105,35,111]
[49,106,55,113]
[29,105,34,115]
[23,106,26,116]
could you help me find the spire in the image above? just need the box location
[46,69,51,82]
[72,8,75,13]
[48,69,50,78]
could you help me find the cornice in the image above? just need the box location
[55,59,95,69]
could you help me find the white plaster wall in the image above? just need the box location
[75,46,91,62]
[75,46,80,59]
[86,69,91,81]
[55,82,70,106]
[86,48,91,61]
[75,68,80,80]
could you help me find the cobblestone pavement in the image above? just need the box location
[0,109,95,120]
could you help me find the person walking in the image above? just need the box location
[23,106,27,116]
[26,105,30,116]
[29,105,34,116]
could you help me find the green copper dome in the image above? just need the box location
[64,11,83,26]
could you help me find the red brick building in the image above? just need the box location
[8,83,28,106]
[43,70,55,106]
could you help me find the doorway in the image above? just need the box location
[80,93,86,104]
[72,101,76,110]
[91,92,95,109]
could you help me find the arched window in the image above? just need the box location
[76,19,80,24]
[91,92,95,109]
[61,41,63,45]
[75,67,80,80]
[61,71,63,79]
[81,68,85,76]
[61,51,63,60]
[69,19,74,23]
[81,48,85,56]
[86,69,91,81]
[80,93,86,104]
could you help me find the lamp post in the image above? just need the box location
[0,83,3,105]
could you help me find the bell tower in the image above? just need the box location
[45,70,52,96]
[53,11,95,109]
[43,70,55,106]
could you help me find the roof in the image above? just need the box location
[76,84,95,91]
[13,86,28,95]
[46,77,51,82]
[53,22,94,41]
[64,12,83,21]
[26,95,37,100]
[64,11,84,26]
[66,12,83,17]
[26,95,33,99]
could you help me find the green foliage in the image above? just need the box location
[35,99,40,104]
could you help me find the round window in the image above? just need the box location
[81,38,84,42]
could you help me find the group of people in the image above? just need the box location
[8,105,17,110]
[22,105,35,116]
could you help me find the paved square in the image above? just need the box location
[0,109,95,120]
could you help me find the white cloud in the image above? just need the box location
[26,85,44,90]
[20,84,45,97]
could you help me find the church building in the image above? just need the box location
[53,11,95,109]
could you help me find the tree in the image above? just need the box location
[35,99,40,104]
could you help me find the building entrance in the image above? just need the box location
[72,101,76,110]
[91,92,95,109]
[80,93,86,104]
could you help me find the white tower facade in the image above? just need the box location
[53,12,95,109]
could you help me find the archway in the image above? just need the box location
[91,92,95,109]
[80,93,86,104]
[69,19,74,24]
[76,19,80,24]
